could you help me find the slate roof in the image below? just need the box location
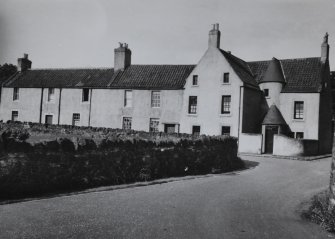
[262,105,287,125]
[248,57,322,93]
[220,50,258,88]
[4,65,195,89]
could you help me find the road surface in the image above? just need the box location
[0,155,333,239]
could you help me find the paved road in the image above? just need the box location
[0,155,333,239]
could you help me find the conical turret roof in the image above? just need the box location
[262,104,287,125]
[259,57,285,84]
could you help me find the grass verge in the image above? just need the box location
[301,190,335,233]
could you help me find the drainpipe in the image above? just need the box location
[238,86,243,141]
[57,88,62,125]
[39,88,44,123]
[88,88,93,126]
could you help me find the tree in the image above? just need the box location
[0,64,17,79]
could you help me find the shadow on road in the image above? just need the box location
[0,158,260,206]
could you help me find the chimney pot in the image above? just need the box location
[208,23,221,48]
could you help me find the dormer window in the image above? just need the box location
[223,73,230,83]
[264,89,269,97]
[192,75,198,86]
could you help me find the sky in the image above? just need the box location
[0,0,335,70]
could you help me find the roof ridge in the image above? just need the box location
[248,56,321,63]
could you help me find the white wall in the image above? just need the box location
[259,82,282,107]
[279,93,320,140]
[179,47,243,136]
[238,133,262,154]
[90,89,184,131]
[0,87,41,122]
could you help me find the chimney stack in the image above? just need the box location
[208,23,221,48]
[114,43,131,71]
[321,32,329,64]
[17,53,32,72]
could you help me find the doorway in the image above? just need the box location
[264,125,279,154]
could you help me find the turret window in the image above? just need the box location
[264,89,269,97]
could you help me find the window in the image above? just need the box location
[294,101,304,119]
[123,117,132,130]
[48,88,55,101]
[149,118,159,132]
[221,126,231,136]
[13,88,19,101]
[11,111,18,121]
[82,88,90,102]
[192,126,200,136]
[223,73,230,83]
[45,115,53,124]
[192,75,198,86]
[164,124,176,133]
[263,89,269,97]
[221,95,231,114]
[72,113,80,126]
[188,96,197,114]
[124,90,132,107]
[151,91,160,108]
[295,132,304,139]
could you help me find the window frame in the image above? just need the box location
[294,101,304,120]
[82,88,90,102]
[221,126,231,136]
[295,132,304,139]
[13,87,19,101]
[151,91,161,108]
[72,113,80,126]
[11,110,18,121]
[124,90,133,107]
[192,75,198,86]
[223,72,230,84]
[149,118,159,132]
[122,117,132,130]
[221,95,231,114]
[188,96,198,114]
[48,88,55,102]
[192,125,201,136]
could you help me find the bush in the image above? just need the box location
[0,121,242,199]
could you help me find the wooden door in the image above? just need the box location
[265,126,278,154]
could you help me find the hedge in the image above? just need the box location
[0,121,243,199]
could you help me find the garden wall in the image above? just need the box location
[273,134,319,156]
[0,122,242,199]
[238,133,262,154]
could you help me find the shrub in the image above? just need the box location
[0,121,242,199]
